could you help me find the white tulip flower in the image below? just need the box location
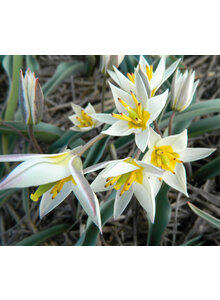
[143,128,216,196]
[171,69,199,112]
[92,70,168,152]
[100,55,125,74]
[84,157,164,223]
[108,55,180,97]
[0,150,101,231]
[19,69,44,125]
[69,103,102,132]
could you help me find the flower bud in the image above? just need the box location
[19,69,44,125]
[171,69,199,112]
[100,55,125,74]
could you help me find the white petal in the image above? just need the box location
[102,161,139,178]
[40,181,73,218]
[148,127,161,149]
[102,120,135,136]
[114,187,133,218]
[91,113,117,125]
[158,129,187,152]
[73,185,102,231]
[180,148,216,162]
[150,56,166,90]
[135,128,149,152]
[69,114,80,126]
[112,66,135,94]
[68,156,98,218]
[139,55,150,70]
[142,149,153,163]
[84,160,114,174]
[108,70,120,85]
[71,103,83,116]
[0,154,73,189]
[85,103,96,115]
[163,163,188,196]
[148,89,168,123]
[148,176,162,197]
[134,70,148,108]
[137,162,164,177]
[0,153,50,162]
[90,169,114,193]
[133,176,156,223]
[109,82,134,113]
[162,58,181,85]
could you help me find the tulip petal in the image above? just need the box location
[109,83,134,113]
[85,103,96,115]
[114,187,133,218]
[134,70,148,108]
[162,58,181,85]
[84,160,114,174]
[69,156,101,229]
[149,176,163,197]
[135,128,149,152]
[158,129,187,152]
[148,127,161,149]
[102,120,135,136]
[148,89,168,123]
[0,155,73,189]
[40,181,73,218]
[180,148,216,162]
[150,56,166,91]
[108,70,120,86]
[162,163,188,196]
[91,113,117,125]
[137,161,164,177]
[102,161,139,178]
[112,66,135,94]
[90,169,114,192]
[71,102,83,115]
[133,176,156,223]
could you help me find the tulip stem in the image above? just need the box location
[77,133,107,156]
[101,74,107,113]
[28,125,43,154]
[153,120,162,137]
[168,111,176,136]
[134,149,142,160]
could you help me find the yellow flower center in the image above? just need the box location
[104,158,144,196]
[77,110,95,128]
[112,92,150,130]
[150,145,182,174]
[30,176,76,202]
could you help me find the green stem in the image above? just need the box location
[28,124,43,154]
[168,111,176,136]
[153,120,162,137]
[76,133,106,156]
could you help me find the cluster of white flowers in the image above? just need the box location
[0,55,216,232]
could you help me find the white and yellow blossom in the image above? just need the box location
[108,55,180,97]
[171,69,199,112]
[100,55,125,74]
[0,149,101,230]
[69,102,102,132]
[92,70,168,152]
[143,128,216,196]
[85,157,164,223]
[19,68,44,125]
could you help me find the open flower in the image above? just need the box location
[85,157,164,223]
[92,71,168,152]
[108,55,180,97]
[19,68,44,125]
[171,69,199,112]
[143,128,216,196]
[100,55,125,74]
[0,149,101,230]
[69,103,102,132]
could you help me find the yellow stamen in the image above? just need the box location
[127,72,135,83]
[112,113,133,122]
[50,176,76,199]
[118,98,129,108]
[151,145,181,174]
[76,109,94,128]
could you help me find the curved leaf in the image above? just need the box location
[194,156,220,182]
[16,224,71,246]
[188,115,220,137]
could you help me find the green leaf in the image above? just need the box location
[182,235,204,246]
[42,61,86,96]
[160,99,220,129]
[16,224,71,246]
[194,156,220,182]
[188,115,220,137]
[83,135,110,168]
[0,121,64,142]
[25,55,40,72]
[147,183,171,246]
[188,202,220,230]
[75,191,116,246]
[48,130,84,153]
